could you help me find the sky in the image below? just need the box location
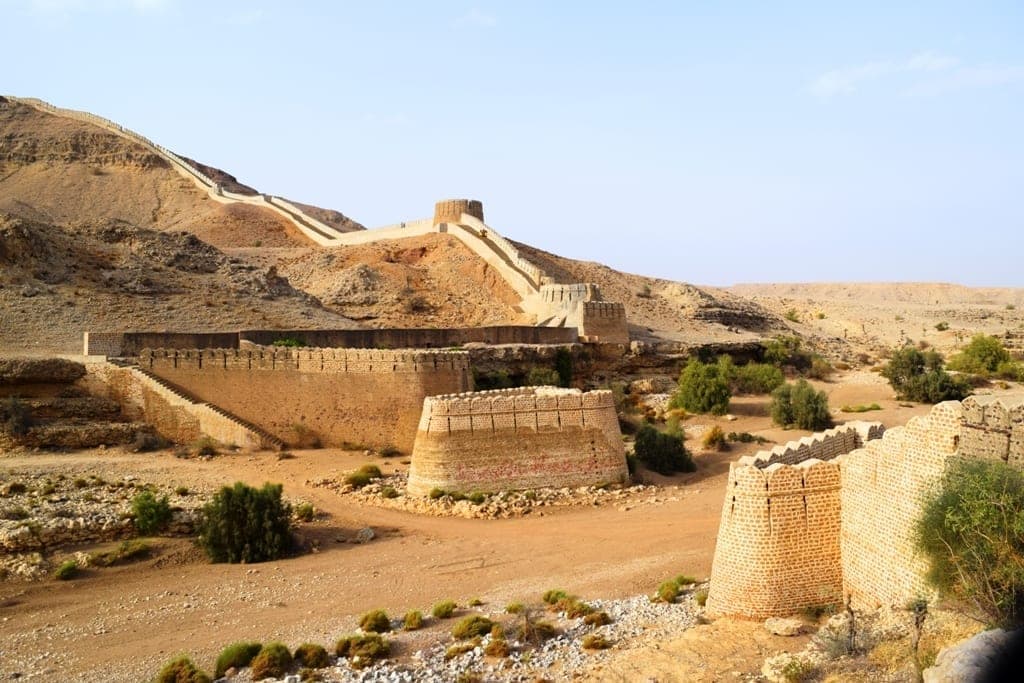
[2,1,1022,286]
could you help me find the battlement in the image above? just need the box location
[408,387,626,495]
[139,346,470,374]
[540,284,602,305]
[579,302,629,344]
[737,421,885,469]
[434,198,484,224]
[959,395,1024,466]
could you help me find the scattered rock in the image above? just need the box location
[355,527,375,544]
[765,617,804,637]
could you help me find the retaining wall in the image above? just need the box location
[139,346,472,450]
[407,387,627,495]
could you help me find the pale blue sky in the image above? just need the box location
[3,1,1022,286]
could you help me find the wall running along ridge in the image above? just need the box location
[138,346,471,451]
[708,395,1024,619]
[407,387,627,496]
[705,422,883,619]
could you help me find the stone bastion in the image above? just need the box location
[407,386,628,496]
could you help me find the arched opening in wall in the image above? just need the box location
[952,435,960,451]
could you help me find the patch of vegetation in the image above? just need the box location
[779,656,815,682]
[472,369,516,390]
[445,638,481,660]
[881,346,971,404]
[526,366,560,386]
[198,482,292,564]
[1,397,32,437]
[334,633,389,669]
[54,559,79,580]
[727,431,769,444]
[250,642,293,680]
[554,348,574,388]
[428,487,446,500]
[483,636,510,658]
[915,458,1024,627]
[378,444,402,458]
[806,357,834,380]
[293,643,329,669]
[542,589,570,605]
[655,574,697,603]
[272,337,306,347]
[763,336,815,373]
[634,425,695,475]
[432,600,457,619]
[131,431,168,453]
[403,610,423,631]
[730,362,785,395]
[288,423,321,449]
[701,425,727,451]
[784,309,801,323]
[516,613,558,645]
[583,611,612,626]
[155,656,211,683]
[467,491,487,505]
[452,615,494,640]
[4,481,27,496]
[190,436,219,457]
[381,486,399,499]
[934,321,949,331]
[345,464,382,488]
[90,539,151,567]
[947,334,1012,375]
[214,642,262,678]
[694,587,709,607]
[841,403,882,413]
[468,597,484,606]
[554,596,593,618]
[770,380,832,430]
[505,602,524,614]
[294,502,315,522]
[131,491,172,535]
[359,609,392,633]
[582,633,613,650]
[669,358,731,415]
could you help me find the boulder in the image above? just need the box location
[765,617,805,636]
[923,628,1020,683]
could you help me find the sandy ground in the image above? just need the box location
[0,372,952,682]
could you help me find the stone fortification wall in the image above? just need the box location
[705,459,844,619]
[139,346,471,451]
[407,387,627,496]
[959,395,1024,466]
[706,421,884,618]
[434,199,484,224]
[736,422,885,469]
[540,284,602,305]
[579,302,630,344]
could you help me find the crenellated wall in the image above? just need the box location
[407,387,627,495]
[138,346,471,450]
[434,199,484,224]
[579,302,630,344]
[736,422,885,469]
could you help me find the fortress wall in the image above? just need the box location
[959,395,1024,466]
[840,402,964,609]
[736,422,885,469]
[540,284,602,306]
[579,302,630,344]
[139,346,471,451]
[407,388,627,495]
[434,199,484,224]
[705,460,844,618]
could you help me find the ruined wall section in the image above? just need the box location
[407,387,627,495]
[705,459,844,618]
[959,395,1024,466]
[579,302,629,344]
[139,346,471,451]
[840,402,964,610]
[737,422,885,469]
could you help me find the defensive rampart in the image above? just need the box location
[407,387,627,495]
[579,302,630,344]
[137,346,471,451]
[708,396,1024,618]
[705,422,883,619]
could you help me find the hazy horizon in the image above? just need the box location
[3,0,1022,287]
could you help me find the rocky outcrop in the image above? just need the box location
[0,358,85,385]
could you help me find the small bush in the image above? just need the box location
[335,633,389,668]
[583,611,612,626]
[192,436,219,456]
[428,488,446,500]
[1,397,32,437]
[294,502,315,522]
[174,486,189,496]
[542,589,570,605]
[770,380,832,430]
[701,426,727,451]
[345,465,382,489]
[155,656,211,683]
[670,359,731,415]
[90,539,151,567]
[727,431,769,444]
[582,634,612,650]
[290,423,322,449]
[54,559,79,580]
[294,643,329,668]
[198,482,292,564]
[359,609,392,633]
[526,366,560,386]
[555,597,593,618]
[74,478,89,489]
[432,600,457,618]
[381,486,399,499]
[841,403,882,413]
[445,638,480,660]
[250,642,293,680]
[807,357,834,380]
[695,587,709,607]
[764,336,813,372]
[272,337,305,347]
[947,334,1013,376]
[4,481,28,495]
[484,637,510,657]
[131,491,172,535]
[452,615,494,640]
[378,444,402,458]
[468,597,484,606]
[731,362,785,394]
[634,425,695,475]
[554,348,574,388]
[467,491,487,505]
[784,309,800,323]
[505,602,524,614]
[214,642,262,678]
[516,616,557,644]
[779,656,815,682]
[657,581,680,603]
[403,610,423,631]
[935,322,950,331]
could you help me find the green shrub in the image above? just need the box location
[656,581,680,603]
[381,486,399,499]
[89,539,151,567]
[192,436,219,456]
[272,337,306,347]
[695,587,709,607]
[403,610,423,630]
[881,347,970,403]
[290,423,322,449]
[516,615,557,644]
[670,359,731,415]
[131,491,172,535]
[452,615,494,640]
[214,642,262,678]
[467,491,487,505]
[701,426,727,451]
[428,487,446,500]
[294,502,315,522]
[345,464,382,489]
[764,336,813,372]
[473,369,516,390]
[727,431,769,444]
[432,600,457,618]
[554,348,574,388]
[542,589,570,605]
[807,357,834,380]
[250,642,293,680]
[935,322,950,332]
[554,597,593,618]
[770,380,832,430]
[445,638,481,660]
[54,559,79,580]
[915,459,1024,627]
[731,362,785,394]
[359,609,392,633]
[582,634,613,650]
[155,656,211,683]
[198,482,292,563]
[526,366,560,386]
[378,444,402,458]
[841,403,882,413]
[483,637,510,657]
[997,361,1024,382]
[293,643,329,668]
[947,334,1013,376]
[505,602,524,614]
[335,633,389,668]
[583,611,612,626]
[468,597,484,606]
[1,396,32,437]
[634,425,695,475]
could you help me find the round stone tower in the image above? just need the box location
[434,199,484,225]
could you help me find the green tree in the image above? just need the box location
[633,425,695,475]
[770,379,832,430]
[670,359,731,415]
[763,336,813,372]
[947,334,1013,376]
[131,491,172,535]
[554,348,574,388]
[198,482,292,563]
[881,346,970,403]
[915,459,1024,627]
